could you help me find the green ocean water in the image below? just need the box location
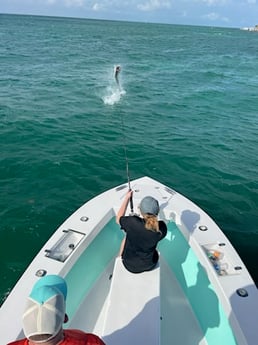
[0,14,257,304]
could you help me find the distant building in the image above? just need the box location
[241,24,258,31]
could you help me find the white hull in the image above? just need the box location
[1,176,258,344]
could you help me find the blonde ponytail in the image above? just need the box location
[143,214,160,233]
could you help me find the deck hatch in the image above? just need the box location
[45,229,85,262]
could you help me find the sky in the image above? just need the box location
[0,0,258,28]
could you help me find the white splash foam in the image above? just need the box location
[103,87,126,105]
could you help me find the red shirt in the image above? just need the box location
[7,329,106,345]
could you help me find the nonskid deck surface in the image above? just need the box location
[160,258,207,345]
[102,257,160,345]
[68,257,207,345]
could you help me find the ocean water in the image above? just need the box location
[0,14,257,304]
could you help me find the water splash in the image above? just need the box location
[102,65,126,105]
[103,86,126,105]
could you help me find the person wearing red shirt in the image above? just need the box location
[7,275,105,345]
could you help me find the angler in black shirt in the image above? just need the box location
[116,191,167,273]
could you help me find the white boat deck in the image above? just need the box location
[68,257,207,345]
[160,257,207,345]
[102,257,160,345]
[1,176,258,345]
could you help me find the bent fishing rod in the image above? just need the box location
[120,111,134,215]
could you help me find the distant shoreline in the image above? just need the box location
[241,25,258,31]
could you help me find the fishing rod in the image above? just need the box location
[120,111,134,214]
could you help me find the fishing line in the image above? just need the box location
[120,111,134,214]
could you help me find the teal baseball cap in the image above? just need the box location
[22,275,67,343]
[30,274,67,302]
